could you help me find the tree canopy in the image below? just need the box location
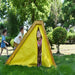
[0,0,75,38]
[62,0,75,28]
[9,0,51,24]
[45,0,62,28]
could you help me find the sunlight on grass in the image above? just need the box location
[0,54,75,75]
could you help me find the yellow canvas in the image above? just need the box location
[6,21,56,67]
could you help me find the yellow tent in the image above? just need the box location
[6,21,56,67]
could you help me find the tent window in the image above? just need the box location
[37,28,42,66]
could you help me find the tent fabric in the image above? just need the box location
[6,21,56,67]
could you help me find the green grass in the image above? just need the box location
[0,37,2,43]
[0,54,75,75]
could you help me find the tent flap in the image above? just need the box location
[6,21,56,67]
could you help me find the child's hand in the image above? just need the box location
[7,42,9,45]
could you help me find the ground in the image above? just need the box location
[52,44,75,55]
[0,44,75,75]
[0,53,75,75]
[0,44,75,55]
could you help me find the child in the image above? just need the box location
[37,29,42,66]
[0,29,9,56]
[14,26,24,48]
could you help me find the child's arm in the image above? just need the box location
[19,36,22,41]
[3,41,9,45]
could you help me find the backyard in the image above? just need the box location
[0,44,75,75]
[0,44,75,55]
[0,0,75,75]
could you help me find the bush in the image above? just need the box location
[67,32,75,43]
[46,27,53,34]
[10,39,14,48]
[67,32,72,43]
[72,33,75,43]
[69,28,75,33]
[47,32,54,48]
[53,27,67,44]
[52,27,67,54]
[6,36,12,45]
[0,37,2,43]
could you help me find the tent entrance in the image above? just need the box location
[37,28,42,66]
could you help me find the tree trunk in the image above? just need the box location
[32,11,35,23]
[31,0,36,23]
[56,44,60,54]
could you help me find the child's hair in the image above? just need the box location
[37,28,42,40]
[3,29,7,34]
[20,26,24,31]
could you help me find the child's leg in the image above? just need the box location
[0,48,3,56]
[13,42,19,50]
[14,47,16,50]
[4,47,8,56]
[37,47,41,66]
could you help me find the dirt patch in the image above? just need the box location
[52,44,75,55]
[0,44,75,56]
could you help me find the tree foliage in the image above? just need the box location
[62,0,75,28]
[7,10,20,37]
[52,27,67,54]
[9,0,51,24]
[45,0,62,28]
[53,27,67,44]
[0,0,9,19]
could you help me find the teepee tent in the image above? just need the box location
[6,21,56,67]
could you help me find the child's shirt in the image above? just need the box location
[14,32,23,44]
[37,39,42,48]
[1,35,6,48]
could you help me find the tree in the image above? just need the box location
[9,0,51,24]
[0,0,7,19]
[7,10,20,37]
[0,0,22,37]
[0,0,14,30]
[62,0,75,28]
[52,27,67,54]
[0,0,11,20]
[45,0,62,28]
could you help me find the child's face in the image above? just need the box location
[37,31,42,41]
[21,28,24,34]
[4,32,7,36]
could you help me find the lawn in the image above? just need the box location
[0,54,75,75]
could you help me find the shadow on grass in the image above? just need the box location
[0,54,75,75]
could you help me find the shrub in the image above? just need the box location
[67,32,72,43]
[46,27,53,34]
[52,27,67,54]
[10,39,14,48]
[0,37,2,43]
[6,37,12,45]
[67,32,75,43]
[69,28,75,33]
[72,33,75,43]
[47,32,54,48]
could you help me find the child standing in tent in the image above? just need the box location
[0,29,9,57]
[14,26,24,49]
[37,29,42,66]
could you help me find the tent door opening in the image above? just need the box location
[37,28,42,66]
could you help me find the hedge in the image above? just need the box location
[67,32,75,43]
